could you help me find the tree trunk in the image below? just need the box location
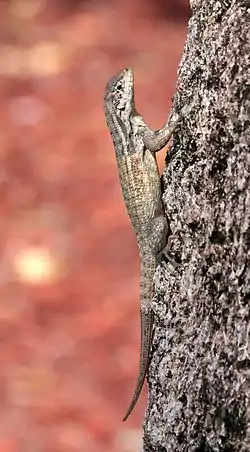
[144,1,249,451]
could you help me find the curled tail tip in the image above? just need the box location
[122,381,145,421]
[122,402,134,422]
[123,407,135,422]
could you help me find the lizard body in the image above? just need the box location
[104,68,185,421]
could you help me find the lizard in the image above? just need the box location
[104,67,188,422]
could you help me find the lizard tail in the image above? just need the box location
[122,299,154,421]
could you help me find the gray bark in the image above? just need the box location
[143,1,249,451]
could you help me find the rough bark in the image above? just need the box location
[143,1,249,451]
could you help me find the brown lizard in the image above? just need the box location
[104,68,188,421]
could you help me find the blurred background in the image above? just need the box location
[0,1,189,451]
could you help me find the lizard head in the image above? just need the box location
[104,67,134,123]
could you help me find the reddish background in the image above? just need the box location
[0,1,189,451]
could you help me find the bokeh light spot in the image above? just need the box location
[14,246,61,285]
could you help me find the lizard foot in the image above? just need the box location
[157,232,184,267]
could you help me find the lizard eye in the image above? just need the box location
[116,82,123,91]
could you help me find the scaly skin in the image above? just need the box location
[104,68,184,421]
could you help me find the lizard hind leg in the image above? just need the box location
[148,216,182,267]
[158,231,184,267]
[147,215,169,256]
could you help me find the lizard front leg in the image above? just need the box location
[137,102,193,153]
[142,112,183,152]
